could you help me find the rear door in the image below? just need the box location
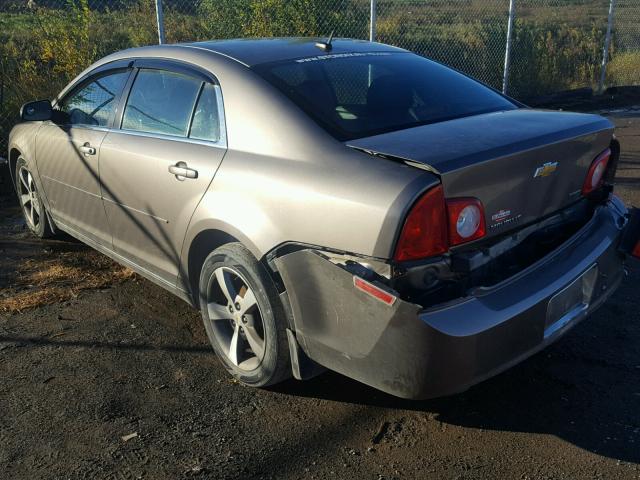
[99,60,227,287]
[35,67,131,246]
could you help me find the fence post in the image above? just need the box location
[155,0,166,45]
[369,0,377,42]
[502,0,516,95]
[598,0,616,94]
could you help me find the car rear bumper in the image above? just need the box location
[275,198,634,399]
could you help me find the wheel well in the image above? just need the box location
[186,230,287,308]
[187,229,238,307]
[9,148,20,184]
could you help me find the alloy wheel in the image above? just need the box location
[18,166,42,231]
[206,266,266,371]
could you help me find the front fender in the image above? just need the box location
[8,122,45,196]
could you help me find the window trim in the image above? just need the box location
[114,60,227,148]
[132,58,216,84]
[109,128,227,150]
[53,59,133,107]
[187,82,206,139]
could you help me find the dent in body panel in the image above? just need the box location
[349,110,616,241]
[274,249,429,398]
[274,201,629,399]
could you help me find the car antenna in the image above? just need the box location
[315,30,334,52]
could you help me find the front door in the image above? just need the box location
[35,68,131,246]
[99,65,227,287]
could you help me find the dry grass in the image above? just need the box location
[0,250,134,313]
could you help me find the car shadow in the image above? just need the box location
[270,262,640,465]
[272,349,639,465]
[0,334,212,355]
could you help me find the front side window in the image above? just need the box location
[59,70,129,127]
[122,69,202,137]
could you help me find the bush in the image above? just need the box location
[607,51,640,86]
[0,0,157,150]
[508,19,606,98]
[195,0,368,40]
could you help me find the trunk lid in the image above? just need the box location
[348,109,614,240]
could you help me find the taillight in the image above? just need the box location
[394,185,448,262]
[394,185,486,262]
[582,148,611,196]
[633,240,640,259]
[446,198,486,246]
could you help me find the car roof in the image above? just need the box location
[180,37,407,67]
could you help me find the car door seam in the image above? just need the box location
[102,196,169,223]
[40,175,102,199]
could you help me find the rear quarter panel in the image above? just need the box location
[183,147,436,263]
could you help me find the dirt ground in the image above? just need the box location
[1,112,639,480]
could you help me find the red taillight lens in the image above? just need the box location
[446,198,486,246]
[394,185,448,262]
[633,240,640,259]
[582,148,611,196]
[394,186,487,262]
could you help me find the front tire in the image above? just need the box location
[15,157,53,238]
[199,243,291,387]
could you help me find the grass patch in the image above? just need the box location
[0,249,134,313]
[607,51,640,86]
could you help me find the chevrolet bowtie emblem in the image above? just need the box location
[533,162,558,178]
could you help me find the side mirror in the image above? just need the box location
[20,100,53,122]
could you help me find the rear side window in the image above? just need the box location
[122,69,202,137]
[189,83,221,143]
[255,52,517,141]
[59,70,129,127]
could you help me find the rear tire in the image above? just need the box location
[15,157,54,238]
[199,242,291,387]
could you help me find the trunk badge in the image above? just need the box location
[492,209,512,222]
[534,162,559,178]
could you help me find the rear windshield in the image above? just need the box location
[254,52,518,141]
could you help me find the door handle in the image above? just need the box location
[168,162,198,180]
[79,143,96,156]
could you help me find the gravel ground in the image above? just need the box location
[0,113,639,480]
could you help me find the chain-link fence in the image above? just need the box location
[1,0,640,165]
[509,0,611,98]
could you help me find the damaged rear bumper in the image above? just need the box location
[275,198,635,399]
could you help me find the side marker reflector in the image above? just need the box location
[353,276,397,306]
